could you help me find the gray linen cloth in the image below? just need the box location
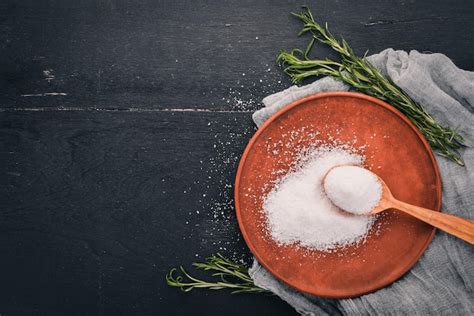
[249,49,474,315]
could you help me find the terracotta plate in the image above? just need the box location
[235,92,441,298]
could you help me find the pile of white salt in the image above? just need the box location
[263,145,376,251]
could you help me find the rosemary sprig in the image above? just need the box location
[278,7,465,165]
[166,254,268,294]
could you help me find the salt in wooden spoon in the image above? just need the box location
[324,166,474,245]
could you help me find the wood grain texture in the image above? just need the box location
[0,0,473,110]
[0,0,473,315]
[0,111,301,315]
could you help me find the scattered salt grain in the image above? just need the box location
[263,145,376,251]
[324,166,382,215]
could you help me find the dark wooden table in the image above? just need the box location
[1,1,473,315]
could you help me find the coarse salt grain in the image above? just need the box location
[263,145,376,251]
[324,165,382,215]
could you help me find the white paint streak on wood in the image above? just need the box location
[0,107,252,113]
[20,93,68,97]
[43,69,55,82]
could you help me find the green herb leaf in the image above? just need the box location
[278,6,465,165]
[166,254,268,294]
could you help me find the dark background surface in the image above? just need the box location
[1,1,473,315]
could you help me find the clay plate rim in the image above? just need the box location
[234,91,442,298]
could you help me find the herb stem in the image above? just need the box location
[278,7,465,165]
[166,254,268,294]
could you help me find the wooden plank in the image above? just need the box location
[1,0,473,314]
[0,0,473,110]
[0,110,303,315]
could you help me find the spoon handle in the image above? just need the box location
[391,199,474,244]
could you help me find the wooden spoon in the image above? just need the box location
[324,167,474,244]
